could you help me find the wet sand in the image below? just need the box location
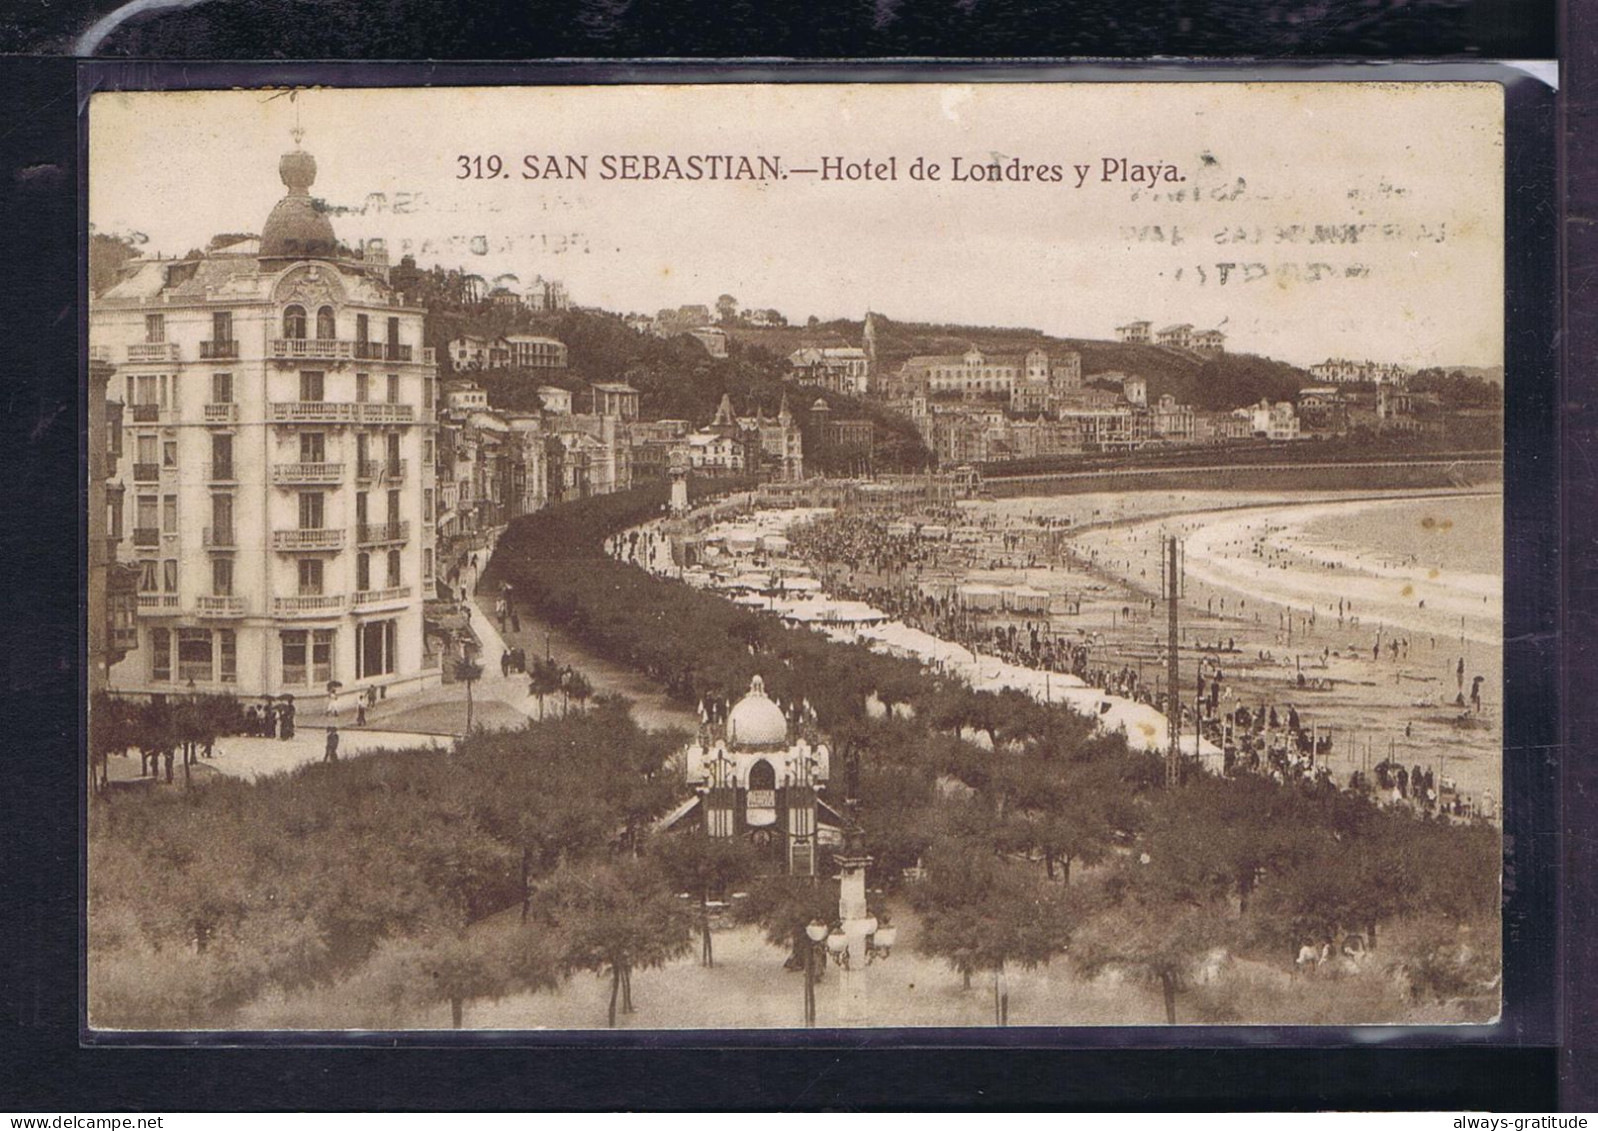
[967,488,1502,805]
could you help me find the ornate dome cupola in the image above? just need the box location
[727,675,789,748]
[260,128,339,260]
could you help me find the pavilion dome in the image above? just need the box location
[260,143,338,259]
[727,675,788,748]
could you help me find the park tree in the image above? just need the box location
[527,657,563,719]
[716,294,739,324]
[735,873,843,972]
[455,654,485,731]
[910,840,1075,1022]
[535,858,694,1027]
[650,831,758,967]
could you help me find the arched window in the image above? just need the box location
[316,305,336,341]
[748,759,776,792]
[283,305,307,340]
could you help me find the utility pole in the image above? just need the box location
[1162,534,1184,787]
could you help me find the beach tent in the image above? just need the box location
[886,522,915,537]
[920,524,950,540]
[760,534,791,554]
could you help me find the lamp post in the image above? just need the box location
[804,919,827,1027]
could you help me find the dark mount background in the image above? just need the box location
[0,0,1557,59]
[0,0,1571,1103]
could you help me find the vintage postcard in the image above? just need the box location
[86,82,1504,1031]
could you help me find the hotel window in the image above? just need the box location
[300,432,326,464]
[356,552,371,592]
[138,559,158,593]
[134,373,158,406]
[211,493,233,544]
[423,548,433,581]
[281,631,307,686]
[283,305,307,340]
[299,370,324,402]
[386,317,400,349]
[211,433,232,478]
[162,494,177,532]
[312,629,334,684]
[298,491,324,530]
[144,313,165,343]
[162,559,178,593]
[356,372,370,403]
[386,374,399,404]
[211,556,233,597]
[177,628,213,683]
[136,492,157,530]
[212,310,232,344]
[356,313,369,344]
[162,440,177,469]
[424,439,434,465]
[423,488,433,523]
[297,558,324,596]
[386,549,401,587]
[316,305,336,341]
[356,490,369,527]
[150,627,171,681]
[356,618,397,679]
[386,489,401,525]
[218,629,237,683]
[386,432,401,473]
[211,372,233,404]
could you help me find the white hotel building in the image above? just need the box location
[91,138,441,700]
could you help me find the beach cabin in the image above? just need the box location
[957,583,1005,612]
[1005,586,1051,614]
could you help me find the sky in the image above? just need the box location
[89,83,1505,368]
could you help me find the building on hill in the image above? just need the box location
[91,130,440,700]
[1296,386,1348,434]
[448,333,494,371]
[1116,320,1152,344]
[525,275,569,313]
[658,675,845,876]
[1307,358,1413,385]
[1193,328,1226,355]
[537,385,573,415]
[590,382,640,422]
[900,345,1078,403]
[444,380,489,411]
[1155,323,1194,348]
[623,313,654,334]
[1121,375,1148,408]
[501,334,568,369]
[788,346,869,395]
[687,327,729,358]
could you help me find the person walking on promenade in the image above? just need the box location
[324,727,340,763]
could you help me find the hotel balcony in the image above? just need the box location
[357,521,409,546]
[137,593,179,613]
[132,527,159,548]
[352,585,412,610]
[130,404,162,424]
[353,342,417,362]
[269,338,354,362]
[203,526,236,548]
[89,345,113,363]
[358,403,415,425]
[357,459,407,483]
[132,462,160,482]
[127,342,181,363]
[270,402,360,425]
[273,528,346,551]
[200,340,239,360]
[195,595,245,617]
[204,403,238,424]
[208,462,237,484]
[273,462,345,486]
[272,594,346,617]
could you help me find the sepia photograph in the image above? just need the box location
[85,81,1505,1032]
